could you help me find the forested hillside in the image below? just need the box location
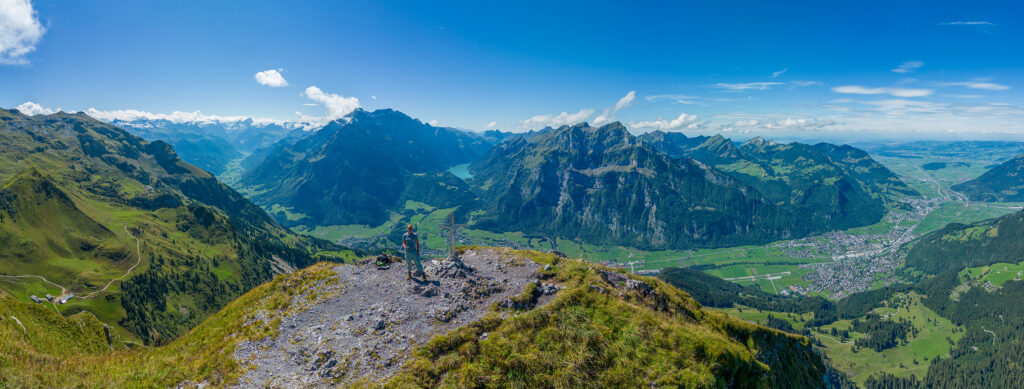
[952,153,1024,202]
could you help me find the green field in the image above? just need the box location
[707,306,814,331]
[961,262,1024,287]
[816,292,963,385]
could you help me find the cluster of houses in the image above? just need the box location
[29,293,73,304]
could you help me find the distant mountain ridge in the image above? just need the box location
[230,109,917,250]
[639,131,917,232]
[952,153,1024,202]
[470,122,852,249]
[111,117,309,175]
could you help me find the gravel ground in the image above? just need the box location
[233,248,544,388]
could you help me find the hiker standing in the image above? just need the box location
[403,225,426,281]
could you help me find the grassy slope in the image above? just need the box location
[0,109,347,344]
[0,249,829,388]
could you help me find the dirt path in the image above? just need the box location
[79,223,143,299]
[0,223,142,303]
[233,248,553,388]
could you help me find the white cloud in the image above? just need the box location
[628,113,699,131]
[832,85,933,97]
[592,90,637,126]
[614,90,635,111]
[371,95,377,100]
[486,121,497,129]
[254,68,288,87]
[85,108,250,124]
[713,82,783,91]
[861,99,948,114]
[939,21,997,26]
[791,80,823,87]
[520,108,594,128]
[427,119,438,126]
[891,61,924,74]
[303,85,360,121]
[15,101,55,115]
[645,94,699,104]
[761,117,837,130]
[772,68,788,78]
[939,81,1010,91]
[0,0,45,65]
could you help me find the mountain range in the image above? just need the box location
[111,117,307,175]
[222,109,916,250]
[0,108,341,344]
[238,109,491,228]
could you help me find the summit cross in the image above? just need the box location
[438,212,466,261]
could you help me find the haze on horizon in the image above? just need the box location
[2,0,1023,141]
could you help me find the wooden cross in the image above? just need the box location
[438,212,466,260]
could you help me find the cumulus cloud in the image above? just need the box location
[891,61,924,74]
[629,113,699,131]
[713,82,783,91]
[254,68,288,87]
[12,102,290,126]
[938,81,1010,91]
[521,108,594,128]
[832,85,933,97]
[84,108,252,124]
[15,101,55,115]
[772,68,788,78]
[303,86,361,120]
[0,0,45,65]
[714,116,836,133]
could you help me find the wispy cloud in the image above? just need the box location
[645,94,700,104]
[791,80,824,87]
[939,21,997,26]
[832,85,933,97]
[254,68,288,87]
[938,81,1010,91]
[629,113,700,131]
[486,121,497,129]
[891,61,924,74]
[0,0,46,65]
[939,21,999,36]
[772,68,788,78]
[713,82,783,91]
[593,91,636,126]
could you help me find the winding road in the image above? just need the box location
[0,223,143,305]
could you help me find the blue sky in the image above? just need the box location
[2,0,1023,140]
